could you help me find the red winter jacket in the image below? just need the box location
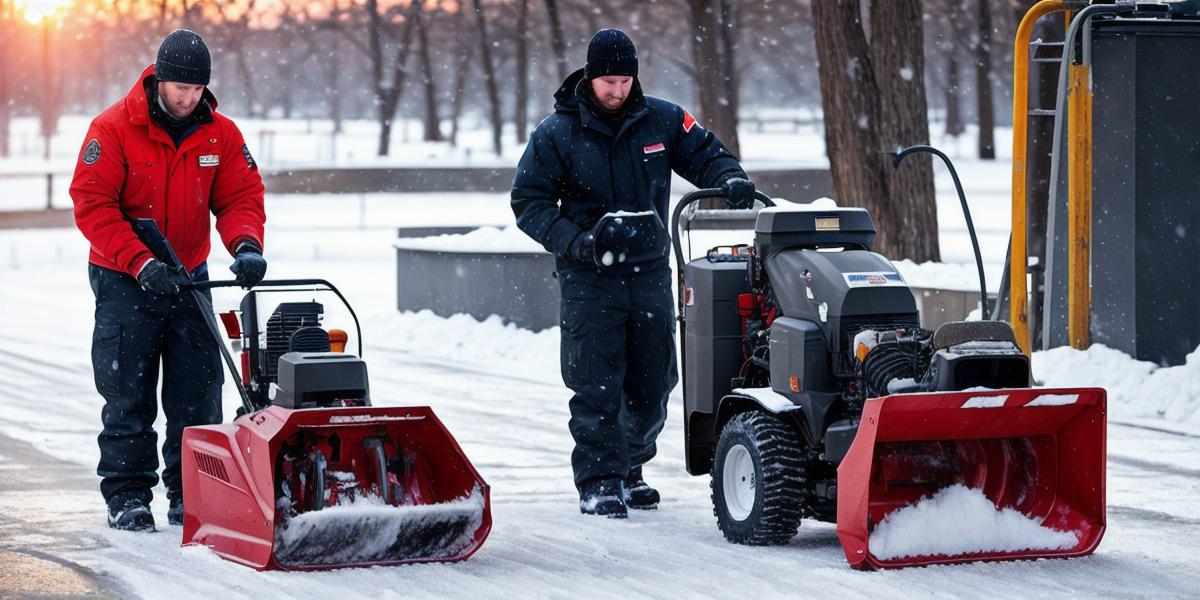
[71,65,265,277]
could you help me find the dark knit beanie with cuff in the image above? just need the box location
[155,29,211,85]
[585,29,638,79]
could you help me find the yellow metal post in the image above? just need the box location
[1067,63,1093,349]
[1010,0,1067,357]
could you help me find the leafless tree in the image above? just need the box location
[688,0,741,156]
[515,0,531,143]
[812,0,939,262]
[448,5,475,147]
[0,0,13,157]
[358,0,420,155]
[975,0,996,159]
[472,0,504,156]
[415,1,443,142]
[38,15,60,159]
[543,0,569,81]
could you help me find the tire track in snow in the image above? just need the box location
[1112,420,1200,440]
[1109,505,1200,528]
[0,345,90,378]
[1108,455,1200,481]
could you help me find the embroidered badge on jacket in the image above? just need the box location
[83,139,101,165]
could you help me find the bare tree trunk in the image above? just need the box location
[870,0,939,262]
[688,0,741,157]
[543,0,569,81]
[945,55,964,137]
[472,0,504,156]
[234,38,261,117]
[416,1,442,142]
[943,0,967,138]
[0,4,10,158]
[449,12,474,148]
[325,31,343,134]
[39,21,59,160]
[717,0,740,152]
[515,0,530,143]
[975,0,996,159]
[366,0,390,155]
[811,0,894,256]
[382,14,420,154]
[367,0,419,156]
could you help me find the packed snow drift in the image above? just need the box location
[869,484,1080,560]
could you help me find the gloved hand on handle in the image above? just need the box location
[721,177,756,210]
[136,259,186,295]
[230,240,267,288]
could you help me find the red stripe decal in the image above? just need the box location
[682,110,697,133]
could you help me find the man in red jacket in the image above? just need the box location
[70,30,266,532]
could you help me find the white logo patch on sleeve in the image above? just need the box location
[198,154,220,167]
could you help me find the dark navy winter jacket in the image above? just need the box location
[511,69,746,272]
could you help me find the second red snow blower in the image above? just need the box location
[132,219,491,571]
[672,149,1106,570]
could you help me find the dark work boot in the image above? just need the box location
[579,479,628,519]
[623,466,660,510]
[108,498,156,532]
[168,497,184,526]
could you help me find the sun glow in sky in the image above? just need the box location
[22,0,71,25]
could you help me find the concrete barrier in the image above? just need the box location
[909,287,995,331]
[266,167,519,194]
[394,246,560,331]
[395,230,985,333]
[268,166,833,197]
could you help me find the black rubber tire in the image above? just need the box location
[711,411,806,545]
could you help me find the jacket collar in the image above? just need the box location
[124,64,219,127]
[554,68,649,139]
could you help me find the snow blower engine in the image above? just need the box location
[672,173,1106,569]
[131,220,491,571]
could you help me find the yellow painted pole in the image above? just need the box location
[1010,0,1067,357]
[1067,62,1093,349]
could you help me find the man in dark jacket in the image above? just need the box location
[512,29,756,518]
[71,30,267,532]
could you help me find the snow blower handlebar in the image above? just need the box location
[186,277,365,360]
[132,218,257,415]
[671,188,774,317]
[130,220,367,414]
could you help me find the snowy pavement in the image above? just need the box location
[2,191,1199,596]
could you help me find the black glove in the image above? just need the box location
[136,259,183,295]
[230,240,267,288]
[722,177,756,210]
[592,212,669,267]
[567,230,596,264]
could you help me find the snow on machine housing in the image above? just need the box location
[671,183,1105,569]
[131,220,491,571]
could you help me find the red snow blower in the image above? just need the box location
[132,220,491,570]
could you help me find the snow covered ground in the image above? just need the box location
[2,121,1199,597]
[1,185,1199,597]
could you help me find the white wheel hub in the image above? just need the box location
[722,443,756,521]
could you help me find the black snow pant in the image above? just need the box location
[558,264,679,491]
[89,263,223,508]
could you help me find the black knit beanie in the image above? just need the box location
[585,29,637,79]
[155,29,211,85]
